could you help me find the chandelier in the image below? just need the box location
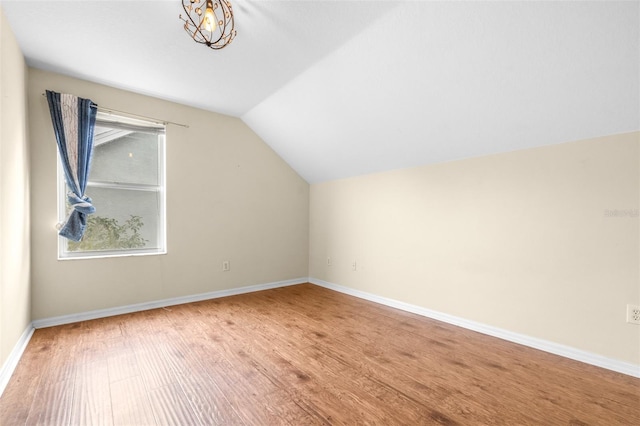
[180,0,236,50]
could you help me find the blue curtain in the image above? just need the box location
[46,90,98,241]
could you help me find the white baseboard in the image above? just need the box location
[32,277,307,329]
[0,325,34,397]
[309,278,640,378]
[23,276,640,379]
[2,278,306,397]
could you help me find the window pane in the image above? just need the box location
[68,187,162,252]
[59,113,165,259]
[90,129,159,185]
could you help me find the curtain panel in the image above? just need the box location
[46,90,98,241]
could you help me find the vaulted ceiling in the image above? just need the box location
[2,1,638,183]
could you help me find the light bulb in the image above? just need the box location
[204,3,216,32]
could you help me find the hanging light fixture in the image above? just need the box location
[180,0,236,50]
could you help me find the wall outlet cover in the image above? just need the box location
[627,304,640,325]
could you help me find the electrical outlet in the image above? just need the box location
[222,260,230,272]
[352,261,357,271]
[327,257,331,266]
[627,304,640,325]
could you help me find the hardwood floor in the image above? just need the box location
[1,283,638,425]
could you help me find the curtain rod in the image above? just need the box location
[41,93,189,128]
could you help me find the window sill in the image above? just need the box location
[58,249,167,261]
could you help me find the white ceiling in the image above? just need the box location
[2,1,639,183]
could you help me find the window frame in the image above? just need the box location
[57,112,167,260]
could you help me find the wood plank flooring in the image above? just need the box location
[1,283,638,425]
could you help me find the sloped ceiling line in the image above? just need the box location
[2,0,638,184]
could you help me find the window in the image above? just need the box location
[58,112,166,259]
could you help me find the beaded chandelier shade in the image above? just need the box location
[180,0,236,50]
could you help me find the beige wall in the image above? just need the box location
[310,132,640,365]
[0,7,31,366]
[28,69,309,320]
[5,16,637,370]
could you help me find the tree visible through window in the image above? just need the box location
[58,112,166,259]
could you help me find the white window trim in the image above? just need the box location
[57,114,167,260]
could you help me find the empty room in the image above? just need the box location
[0,0,638,424]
